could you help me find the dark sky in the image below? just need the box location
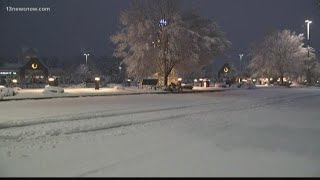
[0,0,319,64]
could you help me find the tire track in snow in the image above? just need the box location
[2,91,319,141]
[0,101,226,129]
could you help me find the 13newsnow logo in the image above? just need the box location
[6,6,51,12]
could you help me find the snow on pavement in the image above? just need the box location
[0,87,320,177]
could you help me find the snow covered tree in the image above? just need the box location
[249,30,315,85]
[73,64,90,83]
[111,0,230,86]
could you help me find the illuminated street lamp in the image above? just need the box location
[239,54,244,73]
[305,20,312,85]
[11,79,17,87]
[95,77,100,90]
[84,53,90,67]
[199,78,204,87]
[305,20,312,41]
[127,78,131,87]
[48,77,55,86]
[178,78,182,82]
[193,79,198,86]
[49,77,55,82]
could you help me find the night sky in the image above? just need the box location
[0,0,319,64]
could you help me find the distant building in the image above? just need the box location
[218,63,232,79]
[0,62,20,85]
[0,48,63,86]
[19,57,49,83]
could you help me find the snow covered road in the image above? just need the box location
[0,87,320,177]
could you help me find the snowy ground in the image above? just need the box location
[0,87,320,177]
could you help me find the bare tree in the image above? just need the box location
[111,0,229,86]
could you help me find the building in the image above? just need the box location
[0,58,64,87]
[19,57,49,84]
[0,62,20,85]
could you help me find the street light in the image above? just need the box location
[12,79,17,83]
[48,77,55,86]
[305,20,312,41]
[239,54,244,83]
[95,77,100,90]
[305,20,312,58]
[199,78,204,87]
[178,78,182,82]
[239,54,244,73]
[193,79,198,86]
[127,78,131,87]
[305,20,312,85]
[84,53,90,67]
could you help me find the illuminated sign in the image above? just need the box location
[31,63,38,69]
[0,72,16,75]
[224,67,229,73]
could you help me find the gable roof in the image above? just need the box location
[20,57,49,70]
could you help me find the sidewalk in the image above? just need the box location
[1,87,230,101]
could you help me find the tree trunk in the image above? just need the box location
[164,72,169,87]
[280,73,284,85]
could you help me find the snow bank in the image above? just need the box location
[42,85,64,94]
[290,82,305,88]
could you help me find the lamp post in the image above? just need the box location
[177,78,182,91]
[305,20,312,85]
[48,77,55,86]
[239,54,244,73]
[199,78,203,87]
[239,54,244,83]
[119,66,122,84]
[127,78,131,87]
[84,53,90,67]
[194,79,198,86]
[12,79,17,87]
[95,77,100,90]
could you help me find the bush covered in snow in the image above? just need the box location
[13,87,22,91]
[214,83,226,88]
[42,85,64,94]
[240,82,256,89]
[68,82,86,88]
[0,86,18,98]
[290,82,305,88]
[114,85,125,90]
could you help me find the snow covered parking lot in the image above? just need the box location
[0,87,320,177]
